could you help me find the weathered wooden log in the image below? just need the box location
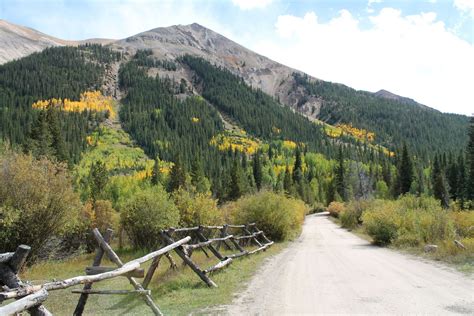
[92,229,163,316]
[204,258,233,274]
[225,251,249,259]
[232,231,263,241]
[0,255,52,316]
[454,240,466,250]
[160,231,217,288]
[0,262,140,301]
[253,225,272,244]
[0,252,14,264]
[199,225,224,230]
[165,253,178,270]
[183,235,234,251]
[244,225,263,247]
[196,226,224,260]
[226,224,246,229]
[247,242,274,255]
[9,245,31,273]
[0,289,49,316]
[85,266,145,278]
[168,227,199,233]
[74,228,113,316]
[216,225,233,251]
[142,255,162,289]
[71,289,151,295]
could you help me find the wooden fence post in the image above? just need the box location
[92,229,163,316]
[73,228,113,316]
[160,231,217,288]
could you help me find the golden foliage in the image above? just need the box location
[32,91,116,119]
[282,140,297,150]
[210,131,260,155]
[191,117,200,123]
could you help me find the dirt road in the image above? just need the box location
[225,213,474,315]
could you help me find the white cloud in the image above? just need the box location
[251,8,474,115]
[368,0,383,5]
[231,0,273,10]
[454,0,474,17]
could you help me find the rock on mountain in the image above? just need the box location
[111,23,323,119]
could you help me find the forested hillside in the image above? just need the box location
[0,44,121,162]
[293,73,469,158]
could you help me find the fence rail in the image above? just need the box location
[0,222,273,315]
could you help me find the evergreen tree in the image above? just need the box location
[168,155,187,192]
[228,158,245,200]
[335,147,347,201]
[293,146,303,184]
[398,144,413,195]
[151,158,162,186]
[191,156,210,193]
[457,153,467,209]
[29,110,53,158]
[252,150,263,191]
[432,156,450,208]
[283,164,293,194]
[446,153,459,200]
[467,116,474,202]
[46,107,67,161]
[89,161,108,202]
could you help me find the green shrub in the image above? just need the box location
[228,191,307,241]
[121,186,179,250]
[450,211,474,238]
[327,202,345,218]
[0,153,82,259]
[362,206,399,245]
[340,200,369,229]
[173,188,223,227]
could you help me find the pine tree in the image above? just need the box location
[89,160,108,202]
[228,158,245,200]
[292,146,303,184]
[335,147,347,201]
[46,107,67,162]
[168,155,187,192]
[457,152,466,209]
[30,111,53,158]
[191,157,210,193]
[252,150,263,191]
[398,144,413,195]
[467,116,474,202]
[446,153,459,200]
[151,158,162,186]
[283,164,293,194]
[432,156,450,208]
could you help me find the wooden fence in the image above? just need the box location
[0,223,273,315]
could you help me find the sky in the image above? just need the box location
[1,0,473,115]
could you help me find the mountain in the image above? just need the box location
[0,20,470,157]
[0,20,113,64]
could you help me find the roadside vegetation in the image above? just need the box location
[330,196,474,271]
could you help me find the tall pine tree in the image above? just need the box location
[398,144,414,195]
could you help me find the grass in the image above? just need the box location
[16,243,286,315]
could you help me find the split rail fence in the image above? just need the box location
[0,223,273,315]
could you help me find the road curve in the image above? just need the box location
[225,213,474,315]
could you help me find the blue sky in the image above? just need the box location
[1,0,473,115]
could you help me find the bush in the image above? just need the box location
[0,153,82,259]
[173,188,223,227]
[121,186,179,250]
[450,211,474,238]
[362,206,399,245]
[340,200,368,229]
[327,202,345,218]
[227,191,307,241]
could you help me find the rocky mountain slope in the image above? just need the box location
[0,20,113,64]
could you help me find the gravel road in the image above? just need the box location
[225,213,474,315]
